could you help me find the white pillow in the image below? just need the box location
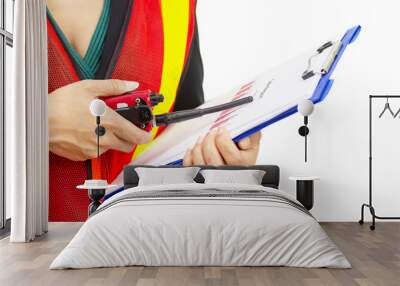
[136,167,200,186]
[200,169,266,185]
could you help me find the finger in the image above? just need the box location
[215,128,242,165]
[192,137,205,165]
[202,130,224,165]
[183,149,193,166]
[237,137,251,150]
[102,133,134,153]
[105,108,152,145]
[82,79,139,97]
[94,147,108,158]
[249,131,262,147]
[82,145,107,160]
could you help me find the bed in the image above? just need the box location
[50,165,350,269]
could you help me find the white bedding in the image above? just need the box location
[50,183,350,269]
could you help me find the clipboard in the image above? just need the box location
[167,25,361,166]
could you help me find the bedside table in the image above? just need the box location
[289,176,320,210]
[77,180,116,216]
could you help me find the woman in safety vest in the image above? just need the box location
[47,0,261,221]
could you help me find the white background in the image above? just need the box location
[197,0,400,221]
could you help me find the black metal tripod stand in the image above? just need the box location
[359,95,400,230]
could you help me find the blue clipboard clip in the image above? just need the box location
[302,40,342,80]
[168,25,361,166]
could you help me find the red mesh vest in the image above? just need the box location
[48,0,196,221]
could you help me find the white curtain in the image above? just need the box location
[8,0,48,242]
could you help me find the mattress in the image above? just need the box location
[50,183,350,269]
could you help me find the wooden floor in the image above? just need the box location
[0,222,399,286]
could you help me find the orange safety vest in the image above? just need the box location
[48,0,197,221]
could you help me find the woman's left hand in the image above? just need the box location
[183,128,262,166]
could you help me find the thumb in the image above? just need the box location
[82,79,139,97]
[249,132,262,146]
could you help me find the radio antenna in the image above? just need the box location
[155,96,253,126]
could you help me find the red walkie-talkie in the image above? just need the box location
[104,90,164,131]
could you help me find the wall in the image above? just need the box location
[197,0,400,221]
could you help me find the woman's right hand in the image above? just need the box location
[48,79,152,161]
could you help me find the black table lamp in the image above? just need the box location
[76,99,114,216]
[297,99,314,162]
[89,99,107,158]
